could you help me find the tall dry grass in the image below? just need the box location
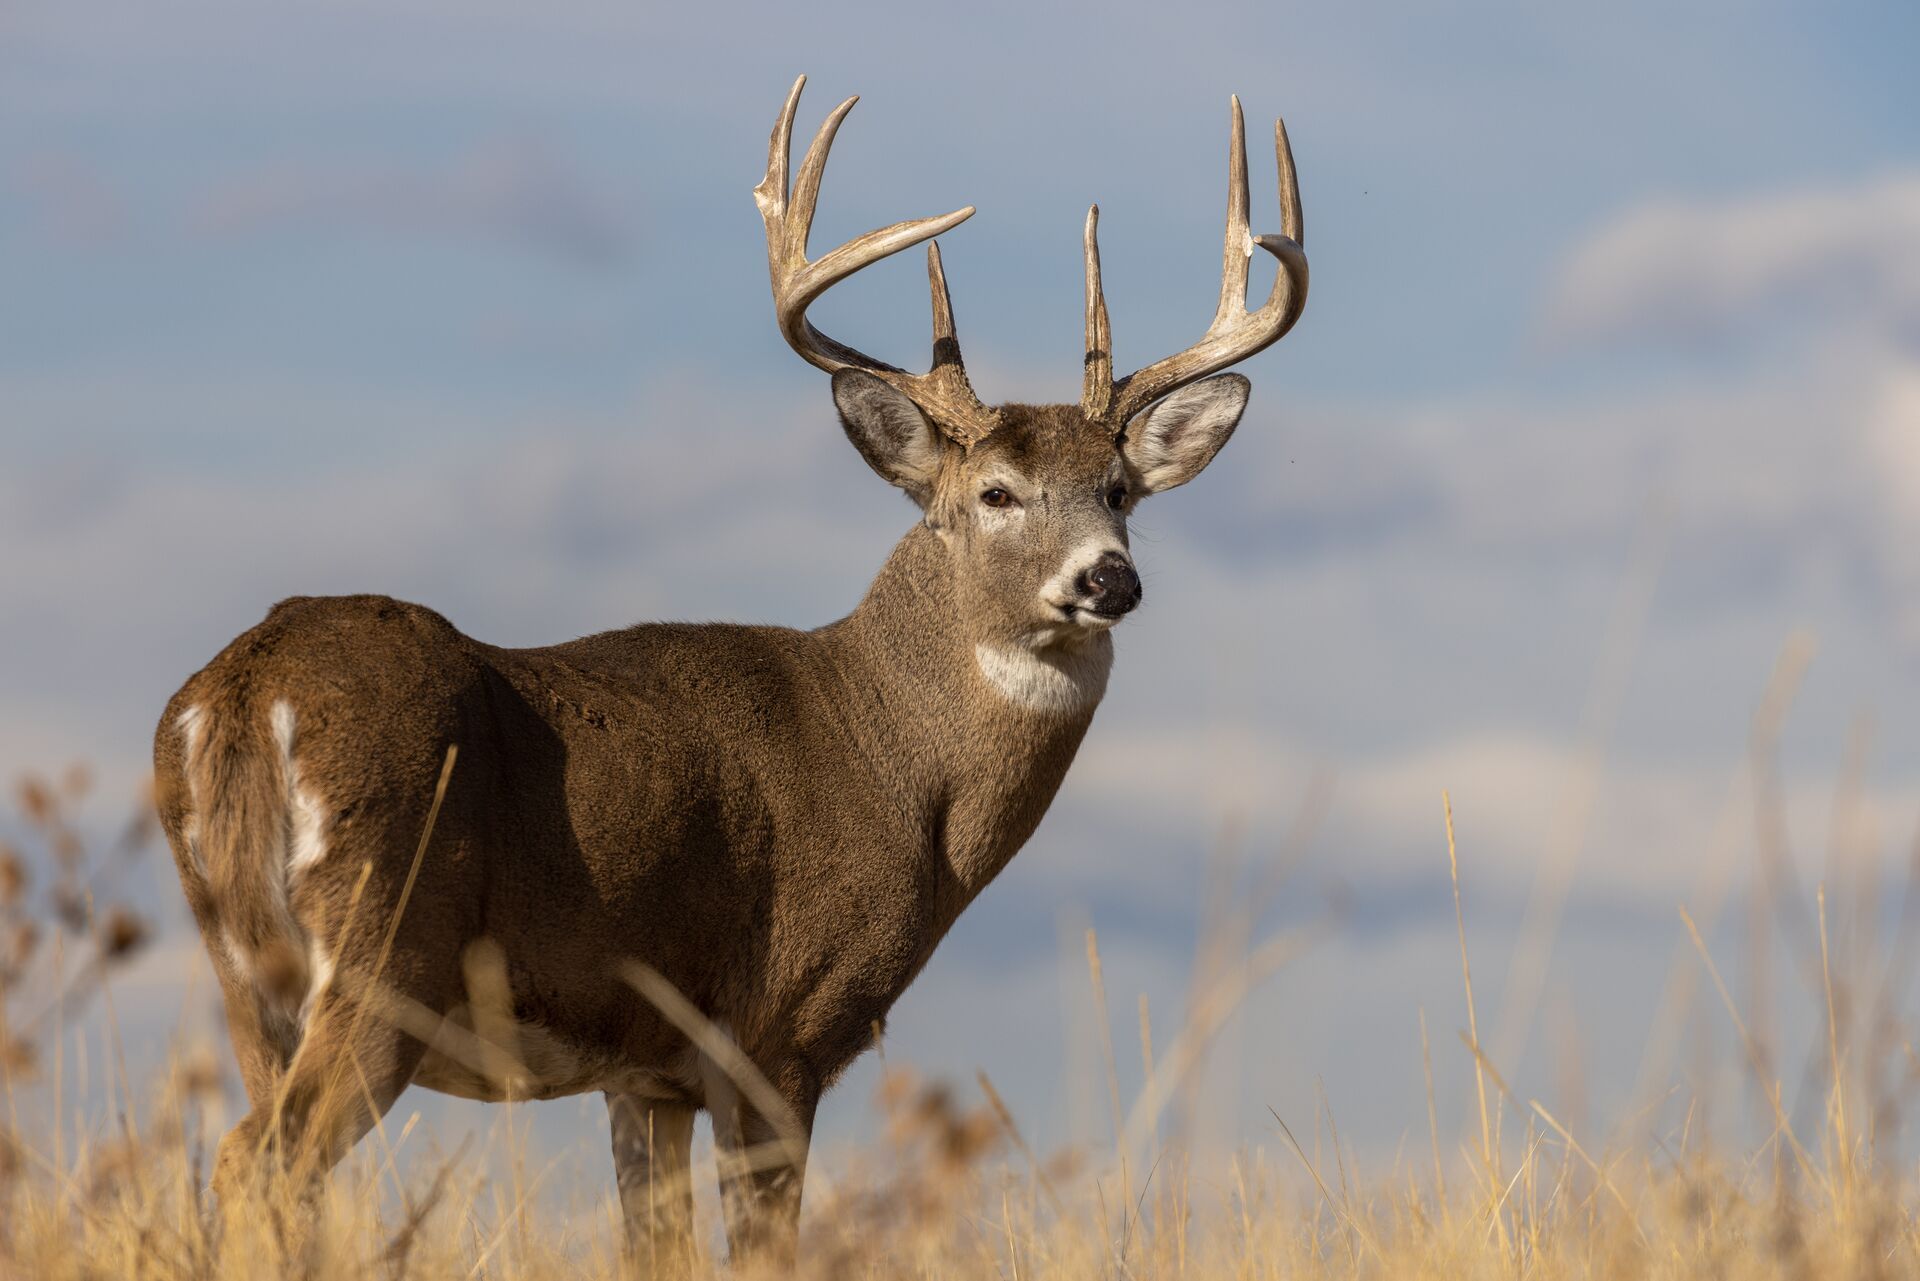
[4,691,1920,1279]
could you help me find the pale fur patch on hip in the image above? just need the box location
[175,704,208,877]
[272,699,332,879]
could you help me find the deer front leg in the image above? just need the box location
[606,1092,697,1275]
[711,1085,817,1268]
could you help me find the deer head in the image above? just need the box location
[754,76,1308,652]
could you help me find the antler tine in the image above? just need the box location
[1082,204,1113,421]
[787,92,860,261]
[753,76,804,243]
[1274,116,1303,246]
[927,241,961,365]
[1214,95,1252,329]
[755,76,1000,444]
[1089,97,1311,429]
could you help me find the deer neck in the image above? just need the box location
[825,522,1113,904]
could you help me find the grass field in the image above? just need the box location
[4,746,1918,1280]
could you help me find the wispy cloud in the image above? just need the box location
[192,137,632,265]
[8,151,130,245]
[1545,174,1920,349]
[1529,172,1920,650]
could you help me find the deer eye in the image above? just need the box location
[1105,485,1128,510]
[980,488,1012,508]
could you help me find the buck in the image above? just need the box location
[154,75,1308,1264]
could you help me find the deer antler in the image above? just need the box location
[754,75,1003,446]
[1082,96,1309,429]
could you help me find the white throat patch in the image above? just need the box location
[974,641,1112,714]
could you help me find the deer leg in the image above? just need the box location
[211,976,427,1212]
[607,1092,697,1275]
[205,947,296,1114]
[711,1087,816,1268]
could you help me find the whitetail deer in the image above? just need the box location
[154,74,1307,1265]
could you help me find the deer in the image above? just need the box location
[152,74,1308,1267]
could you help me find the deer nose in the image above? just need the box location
[1078,553,1142,617]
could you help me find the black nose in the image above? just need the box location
[1078,553,1142,616]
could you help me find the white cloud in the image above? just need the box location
[1866,364,1920,646]
[1529,172,1920,666]
[1545,173,1920,348]
[1063,719,1919,907]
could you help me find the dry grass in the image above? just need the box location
[4,730,1920,1279]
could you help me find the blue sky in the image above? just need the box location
[5,0,1920,1195]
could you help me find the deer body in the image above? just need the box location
[159,513,1103,1097]
[157,76,1307,1266]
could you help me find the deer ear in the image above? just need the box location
[833,370,945,504]
[1121,374,1250,493]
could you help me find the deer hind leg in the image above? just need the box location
[607,1093,697,1276]
[211,965,431,1211]
[204,937,299,1115]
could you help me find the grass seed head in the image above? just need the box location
[98,907,148,962]
[0,843,25,905]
